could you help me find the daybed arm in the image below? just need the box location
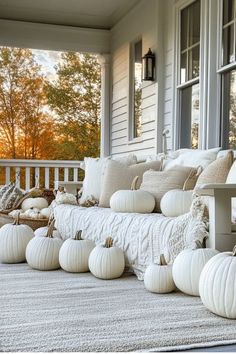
[195,183,236,251]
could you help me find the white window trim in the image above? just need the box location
[173,0,208,150]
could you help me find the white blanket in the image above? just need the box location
[54,204,208,280]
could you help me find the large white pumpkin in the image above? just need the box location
[89,237,125,279]
[59,230,95,272]
[26,220,63,270]
[110,176,155,213]
[160,189,193,217]
[172,243,219,296]
[199,247,236,319]
[0,214,34,263]
[144,254,175,294]
[21,197,48,212]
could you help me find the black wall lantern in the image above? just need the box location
[142,48,155,81]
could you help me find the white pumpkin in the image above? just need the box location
[34,225,61,239]
[23,208,42,219]
[21,197,48,212]
[59,230,95,272]
[0,214,34,263]
[26,220,63,270]
[89,237,125,279]
[172,242,219,296]
[40,207,51,219]
[110,176,155,213]
[161,189,193,217]
[199,247,236,319]
[144,254,175,294]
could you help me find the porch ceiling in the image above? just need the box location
[0,0,140,30]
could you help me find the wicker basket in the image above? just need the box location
[0,211,48,230]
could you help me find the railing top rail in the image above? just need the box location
[0,159,83,168]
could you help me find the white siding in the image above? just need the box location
[110,0,158,158]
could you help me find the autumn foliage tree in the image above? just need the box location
[0,47,56,159]
[46,52,101,160]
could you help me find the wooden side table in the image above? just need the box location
[54,181,83,196]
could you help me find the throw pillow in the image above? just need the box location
[140,166,199,212]
[99,160,161,208]
[79,154,137,204]
[163,148,221,170]
[195,150,233,189]
[226,158,236,209]
[0,184,25,210]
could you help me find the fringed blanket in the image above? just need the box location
[53,200,208,280]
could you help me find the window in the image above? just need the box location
[178,0,200,148]
[220,0,236,148]
[129,39,142,139]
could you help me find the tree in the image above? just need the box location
[46,52,101,160]
[0,47,56,159]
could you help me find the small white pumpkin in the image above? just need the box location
[23,208,42,219]
[144,254,175,294]
[0,213,34,263]
[40,207,51,219]
[110,176,155,213]
[172,242,219,296]
[161,189,193,217]
[59,230,95,273]
[26,220,63,270]
[34,225,61,239]
[89,237,125,279]
[21,197,48,212]
[199,246,236,319]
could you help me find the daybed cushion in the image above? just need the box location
[54,203,208,280]
[80,154,137,204]
[140,166,198,212]
[99,160,161,208]
[195,150,233,188]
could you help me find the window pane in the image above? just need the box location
[189,0,200,46]
[181,52,187,83]
[223,0,234,25]
[223,24,235,65]
[180,83,199,149]
[188,45,200,80]
[223,70,236,149]
[133,40,142,138]
[181,7,188,51]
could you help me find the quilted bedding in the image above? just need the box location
[54,204,208,280]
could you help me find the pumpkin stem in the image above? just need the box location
[105,237,113,248]
[74,230,83,240]
[194,240,203,249]
[13,212,21,226]
[131,176,139,191]
[46,219,55,238]
[160,254,167,266]
[233,245,236,257]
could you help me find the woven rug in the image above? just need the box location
[0,263,236,352]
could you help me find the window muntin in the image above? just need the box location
[178,0,200,149]
[130,39,142,139]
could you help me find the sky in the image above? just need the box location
[32,49,63,82]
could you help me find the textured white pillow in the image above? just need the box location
[226,160,236,209]
[163,148,221,170]
[80,154,137,204]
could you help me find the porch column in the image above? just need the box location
[98,54,110,157]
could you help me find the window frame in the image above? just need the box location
[173,0,206,150]
[217,0,236,149]
[128,37,143,143]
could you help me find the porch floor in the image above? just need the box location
[0,263,236,352]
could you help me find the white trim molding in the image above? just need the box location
[0,19,110,53]
[98,54,111,157]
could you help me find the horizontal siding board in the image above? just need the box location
[112,120,127,132]
[112,97,127,111]
[111,129,127,140]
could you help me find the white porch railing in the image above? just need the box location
[0,159,83,191]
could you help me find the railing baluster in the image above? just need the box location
[25,167,30,191]
[15,167,20,188]
[54,168,59,189]
[5,167,10,184]
[64,168,69,182]
[73,168,78,182]
[45,168,49,189]
[35,167,40,188]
